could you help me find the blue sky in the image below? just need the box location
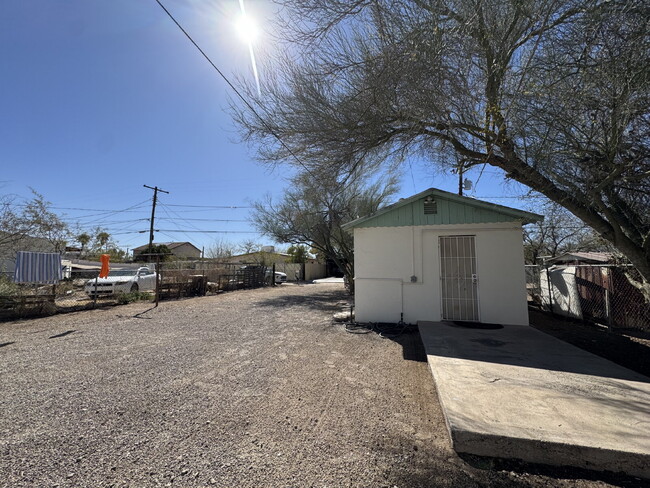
[1,0,531,255]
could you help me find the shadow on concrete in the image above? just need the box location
[0,341,15,348]
[529,309,650,379]
[420,321,650,384]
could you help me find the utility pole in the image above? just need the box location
[144,185,169,251]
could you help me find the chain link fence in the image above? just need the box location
[526,264,650,332]
[0,260,275,321]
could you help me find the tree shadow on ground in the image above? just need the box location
[48,330,76,339]
[256,287,350,314]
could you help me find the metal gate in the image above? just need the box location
[439,235,479,321]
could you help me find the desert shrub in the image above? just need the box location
[116,291,152,305]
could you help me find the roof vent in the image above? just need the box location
[423,196,437,214]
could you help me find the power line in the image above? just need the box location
[154,229,258,234]
[153,0,314,175]
[158,201,257,242]
[474,195,545,200]
[158,203,202,244]
[11,203,150,213]
[156,217,249,222]
[110,229,257,235]
[164,204,253,209]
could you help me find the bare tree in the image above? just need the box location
[0,190,71,253]
[206,238,236,261]
[523,201,606,264]
[232,0,650,297]
[0,194,26,250]
[251,169,399,292]
[237,239,262,254]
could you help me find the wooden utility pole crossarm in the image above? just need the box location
[144,185,170,250]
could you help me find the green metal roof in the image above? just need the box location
[342,188,543,230]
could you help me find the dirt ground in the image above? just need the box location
[0,283,646,487]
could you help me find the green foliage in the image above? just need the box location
[116,291,152,304]
[76,233,91,257]
[135,244,172,262]
[96,232,110,248]
[287,244,309,263]
[252,169,399,293]
[0,275,20,296]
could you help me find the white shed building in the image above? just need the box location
[343,188,542,326]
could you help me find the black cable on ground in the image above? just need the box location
[343,320,417,337]
[344,321,372,334]
[371,321,414,338]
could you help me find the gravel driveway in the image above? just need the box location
[0,283,636,487]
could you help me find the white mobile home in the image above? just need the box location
[343,188,542,326]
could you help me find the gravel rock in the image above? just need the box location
[0,283,641,487]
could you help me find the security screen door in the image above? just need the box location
[439,236,479,321]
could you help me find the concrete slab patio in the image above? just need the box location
[419,321,650,479]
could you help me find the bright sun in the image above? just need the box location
[235,14,259,43]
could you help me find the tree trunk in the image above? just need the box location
[490,148,650,301]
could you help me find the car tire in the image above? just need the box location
[130,283,139,292]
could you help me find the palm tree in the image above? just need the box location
[77,233,91,257]
[96,231,110,253]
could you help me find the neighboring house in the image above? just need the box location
[539,251,648,327]
[342,188,542,326]
[543,252,614,266]
[226,247,291,265]
[63,246,83,259]
[224,247,328,281]
[132,242,202,260]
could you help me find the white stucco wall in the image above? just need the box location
[353,222,529,325]
[539,266,583,319]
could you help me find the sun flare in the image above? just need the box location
[235,14,259,44]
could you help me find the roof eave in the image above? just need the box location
[342,188,543,230]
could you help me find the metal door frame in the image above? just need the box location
[439,235,480,321]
